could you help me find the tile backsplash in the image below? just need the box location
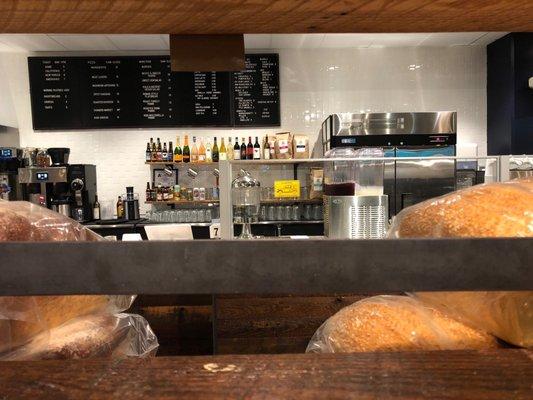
[1,46,486,213]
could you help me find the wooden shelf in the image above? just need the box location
[146,200,219,205]
[145,161,219,166]
[1,350,530,399]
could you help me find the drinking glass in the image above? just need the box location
[291,205,300,221]
[190,209,198,223]
[267,206,275,221]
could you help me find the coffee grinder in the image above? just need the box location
[68,164,97,222]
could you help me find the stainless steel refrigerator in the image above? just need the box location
[314,112,457,216]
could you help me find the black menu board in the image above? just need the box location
[233,54,280,127]
[28,58,82,129]
[173,71,232,126]
[28,54,280,130]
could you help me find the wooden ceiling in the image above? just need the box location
[0,0,532,34]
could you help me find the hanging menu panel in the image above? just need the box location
[172,71,232,126]
[28,57,82,130]
[79,57,137,127]
[28,54,279,130]
[136,57,175,126]
[233,54,280,127]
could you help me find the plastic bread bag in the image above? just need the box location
[306,295,498,353]
[2,313,158,360]
[0,200,136,353]
[412,291,533,348]
[387,178,533,239]
[385,178,532,348]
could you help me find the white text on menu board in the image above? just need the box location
[139,59,171,120]
[42,60,70,111]
[194,72,221,116]
[88,60,121,120]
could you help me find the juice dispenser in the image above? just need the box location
[231,170,261,239]
[323,148,388,239]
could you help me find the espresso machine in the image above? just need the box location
[0,147,23,201]
[18,147,97,221]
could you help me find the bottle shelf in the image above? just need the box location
[145,161,219,167]
[145,200,219,205]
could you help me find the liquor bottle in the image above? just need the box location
[174,137,183,162]
[151,182,157,201]
[151,139,157,161]
[93,194,101,220]
[146,142,151,162]
[167,141,172,162]
[253,136,261,160]
[205,139,212,162]
[156,184,163,201]
[240,137,247,160]
[182,135,190,163]
[226,137,233,160]
[246,136,254,160]
[191,136,199,163]
[162,142,168,161]
[198,138,206,162]
[145,182,151,202]
[234,137,241,160]
[212,137,219,162]
[116,196,124,218]
[162,186,169,201]
[263,137,271,160]
[156,138,162,161]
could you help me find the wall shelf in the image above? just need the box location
[146,200,219,205]
[145,161,219,167]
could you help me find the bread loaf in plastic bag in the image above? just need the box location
[306,295,498,353]
[0,201,142,356]
[387,178,532,348]
[2,313,158,360]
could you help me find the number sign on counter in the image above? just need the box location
[28,54,280,130]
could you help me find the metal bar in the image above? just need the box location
[0,238,531,296]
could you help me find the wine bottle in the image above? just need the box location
[182,135,190,163]
[234,137,241,160]
[263,137,271,160]
[156,138,162,161]
[212,137,220,162]
[198,138,206,162]
[240,138,247,160]
[226,137,234,160]
[219,138,227,160]
[191,136,199,163]
[253,136,261,160]
[205,139,212,162]
[246,136,254,160]
[174,137,183,162]
[93,194,101,220]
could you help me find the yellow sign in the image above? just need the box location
[274,180,300,198]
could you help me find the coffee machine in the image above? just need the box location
[0,147,23,201]
[18,147,97,221]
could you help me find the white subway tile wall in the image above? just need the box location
[0,46,486,213]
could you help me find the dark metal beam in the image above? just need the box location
[0,238,531,296]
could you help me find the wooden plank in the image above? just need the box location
[131,295,213,356]
[217,336,313,354]
[0,351,530,399]
[0,1,532,34]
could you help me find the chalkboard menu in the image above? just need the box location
[233,54,280,127]
[28,54,280,130]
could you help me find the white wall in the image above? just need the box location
[0,46,487,213]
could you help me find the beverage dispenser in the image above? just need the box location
[323,148,388,239]
[231,170,261,239]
